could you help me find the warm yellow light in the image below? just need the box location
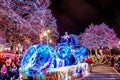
[43,31,47,36]
[49,39,52,43]
[47,29,50,33]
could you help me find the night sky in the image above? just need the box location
[50,0,120,37]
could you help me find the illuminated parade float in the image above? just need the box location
[20,32,89,80]
[0,0,120,80]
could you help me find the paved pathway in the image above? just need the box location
[77,64,120,80]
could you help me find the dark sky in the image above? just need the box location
[50,0,120,37]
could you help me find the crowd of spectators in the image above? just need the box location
[86,54,120,72]
[0,58,19,80]
[1,52,120,80]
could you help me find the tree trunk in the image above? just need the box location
[9,41,17,52]
[109,48,111,55]
[89,48,92,55]
[13,43,17,52]
[95,49,98,56]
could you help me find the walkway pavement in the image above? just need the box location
[77,64,120,80]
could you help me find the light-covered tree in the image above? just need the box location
[0,0,59,50]
[79,23,119,55]
[0,18,34,51]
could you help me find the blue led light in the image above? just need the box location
[20,43,55,76]
[20,42,87,76]
[55,43,71,59]
[75,46,87,58]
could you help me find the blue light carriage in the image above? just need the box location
[20,32,88,78]
[20,43,87,76]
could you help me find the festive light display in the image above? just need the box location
[21,43,88,76]
[0,0,59,48]
[79,23,119,49]
[69,34,79,47]
[20,32,88,79]
[55,43,77,66]
[75,46,87,58]
[55,43,71,59]
[61,32,78,47]
[66,54,76,65]
[20,43,55,76]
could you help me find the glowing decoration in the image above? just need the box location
[69,34,78,47]
[75,46,87,58]
[65,54,76,66]
[79,23,119,49]
[55,43,71,59]
[55,58,64,68]
[20,32,89,78]
[49,63,89,80]
[61,32,78,47]
[20,43,55,76]
[61,32,70,44]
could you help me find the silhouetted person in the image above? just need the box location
[117,57,120,66]
[110,56,115,67]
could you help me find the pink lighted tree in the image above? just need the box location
[79,23,119,55]
[0,0,59,50]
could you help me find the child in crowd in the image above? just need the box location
[0,64,7,74]
[0,64,7,80]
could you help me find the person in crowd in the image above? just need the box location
[108,55,112,66]
[103,55,107,64]
[96,54,101,64]
[94,55,99,64]
[116,56,120,72]
[110,56,115,67]
[5,58,12,67]
[18,68,28,80]
[5,58,13,80]
[117,56,120,66]
[86,56,93,72]
[0,64,7,74]
[0,64,7,80]
[105,55,109,64]
[114,56,119,70]
[10,62,18,80]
